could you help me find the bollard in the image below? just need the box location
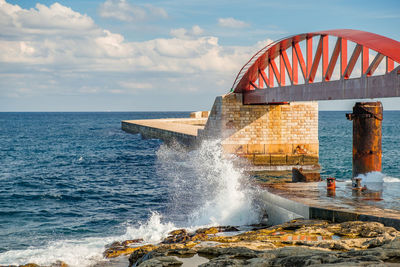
[352,177,363,190]
[327,177,336,189]
[346,102,382,178]
[326,177,336,197]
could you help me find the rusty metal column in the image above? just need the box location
[346,102,383,177]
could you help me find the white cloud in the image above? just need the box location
[170,25,204,39]
[0,0,273,110]
[98,0,167,22]
[119,81,153,89]
[218,17,249,28]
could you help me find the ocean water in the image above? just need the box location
[0,111,399,266]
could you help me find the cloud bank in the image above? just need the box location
[0,0,270,110]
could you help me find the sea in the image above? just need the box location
[0,111,399,266]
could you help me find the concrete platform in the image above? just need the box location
[121,118,206,146]
[257,180,400,230]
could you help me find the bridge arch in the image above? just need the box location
[231,29,400,104]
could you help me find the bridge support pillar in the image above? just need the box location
[346,102,383,177]
[199,93,319,170]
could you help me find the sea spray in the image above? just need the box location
[156,139,261,227]
[0,212,177,267]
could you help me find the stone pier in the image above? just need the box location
[122,93,319,169]
[199,93,319,169]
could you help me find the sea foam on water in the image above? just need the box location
[0,139,260,267]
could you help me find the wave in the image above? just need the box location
[0,139,261,266]
[355,171,400,183]
[0,212,175,266]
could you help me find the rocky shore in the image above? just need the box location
[102,219,400,267]
[6,219,400,267]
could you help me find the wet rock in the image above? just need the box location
[123,239,144,246]
[122,220,400,267]
[195,226,239,235]
[166,248,197,257]
[327,221,397,238]
[168,229,187,236]
[215,241,276,251]
[129,246,159,267]
[49,261,69,267]
[245,257,273,267]
[104,244,156,259]
[199,256,245,267]
[197,246,260,259]
[138,256,183,267]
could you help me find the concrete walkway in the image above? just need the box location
[121,118,206,145]
[257,181,400,230]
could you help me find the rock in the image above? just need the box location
[49,261,69,267]
[138,256,183,267]
[104,244,156,259]
[166,248,197,256]
[326,221,395,238]
[199,256,245,267]
[168,229,187,236]
[197,246,260,259]
[123,239,144,246]
[196,226,240,235]
[215,241,276,251]
[129,246,159,267]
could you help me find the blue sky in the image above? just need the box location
[1,0,399,111]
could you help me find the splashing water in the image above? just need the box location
[156,139,260,227]
[0,212,176,267]
[0,140,261,266]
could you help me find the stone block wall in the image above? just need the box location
[199,93,319,167]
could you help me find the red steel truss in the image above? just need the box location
[231,29,400,104]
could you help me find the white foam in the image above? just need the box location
[383,176,400,183]
[355,171,384,184]
[156,139,260,227]
[355,171,400,183]
[1,140,261,266]
[0,212,176,267]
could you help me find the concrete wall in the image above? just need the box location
[199,93,319,167]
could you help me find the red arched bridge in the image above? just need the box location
[231,29,400,104]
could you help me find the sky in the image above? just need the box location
[0,0,399,111]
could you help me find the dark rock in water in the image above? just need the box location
[292,167,321,182]
[137,256,183,267]
[198,256,244,267]
[123,239,144,246]
[129,246,159,267]
[167,248,197,257]
[168,229,187,236]
[197,247,260,259]
[195,226,239,235]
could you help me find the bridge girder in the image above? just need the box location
[231,29,400,104]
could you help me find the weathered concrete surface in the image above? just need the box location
[257,181,400,230]
[121,118,206,146]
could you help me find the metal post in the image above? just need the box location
[346,102,383,177]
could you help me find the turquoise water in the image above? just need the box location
[0,111,399,265]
